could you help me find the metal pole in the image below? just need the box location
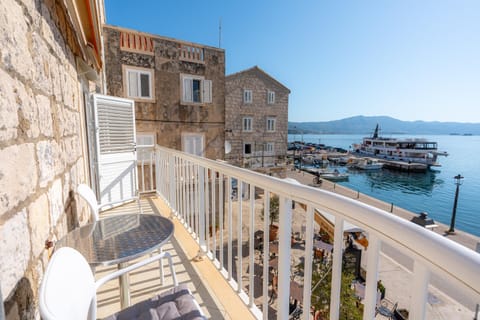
[473,303,479,320]
[448,174,463,233]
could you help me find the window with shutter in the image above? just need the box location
[181,74,212,105]
[267,90,275,104]
[123,65,154,101]
[266,117,276,132]
[243,89,252,104]
[182,133,204,157]
[243,117,253,132]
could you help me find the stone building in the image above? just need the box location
[225,66,290,176]
[103,25,226,160]
[0,0,106,318]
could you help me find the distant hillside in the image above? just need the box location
[289,116,480,135]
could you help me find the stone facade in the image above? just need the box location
[225,66,290,177]
[104,25,226,160]
[0,0,104,318]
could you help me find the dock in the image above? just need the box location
[379,159,428,172]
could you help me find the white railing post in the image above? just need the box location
[302,205,314,320]
[237,180,243,293]
[198,165,206,253]
[227,177,233,281]
[219,174,224,270]
[410,261,430,320]
[277,195,292,320]
[330,216,344,320]
[248,184,255,307]
[363,234,381,319]
[262,191,271,320]
[169,154,175,208]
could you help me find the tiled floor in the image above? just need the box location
[95,195,254,319]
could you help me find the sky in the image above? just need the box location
[104,1,480,123]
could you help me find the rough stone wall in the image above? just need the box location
[104,26,226,160]
[0,0,93,318]
[225,68,289,172]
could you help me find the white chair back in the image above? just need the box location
[39,247,97,320]
[77,184,100,222]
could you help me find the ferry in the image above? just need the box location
[352,125,448,167]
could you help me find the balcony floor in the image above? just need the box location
[95,195,255,320]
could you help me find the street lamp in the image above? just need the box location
[447,174,464,234]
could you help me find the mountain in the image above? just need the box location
[288,116,480,135]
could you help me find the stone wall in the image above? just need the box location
[0,0,94,318]
[104,26,226,160]
[225,67,289,175]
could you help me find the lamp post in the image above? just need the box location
[447,174,464,234]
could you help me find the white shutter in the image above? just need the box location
[92,94,138,206]
[183,77,193,103]
[202,79,212,103]
[127,71,139,97]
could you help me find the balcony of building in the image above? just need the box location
[92,145,479,319]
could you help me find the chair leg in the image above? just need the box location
[159,247,164,285]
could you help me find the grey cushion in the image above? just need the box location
[103,284,204,320]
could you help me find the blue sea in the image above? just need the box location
[288,134,480,237]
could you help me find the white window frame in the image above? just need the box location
[244,142,253,156]
[266,117,276,132]
[243,89,252,104]
[181,132,205,157]
[265,142,274,154]
[136,132,156,163]
[123,65,154,101]
[267,90,275,104]
[243,117,253,132]
[180,74,212,105]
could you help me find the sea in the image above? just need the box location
[288,134,480,237]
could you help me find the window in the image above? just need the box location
[267,90,275,104]
[182,133,204,157]
[265,142,274,154]
[136,133,155,162]
[266,117,276,132]
[243,89,252,104]
[181,74,212,104]
[243,117,253,132]
[124,66,154,100]
[244,143,252,155]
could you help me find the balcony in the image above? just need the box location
[99,145,480,319]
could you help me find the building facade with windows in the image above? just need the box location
[103,25,226,160]
[225,66,290,176]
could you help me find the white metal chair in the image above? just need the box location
[39,247,205,320]
[77,184,143,222]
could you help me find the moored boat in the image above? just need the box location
[354,158,383,170]
[352,124,448,167]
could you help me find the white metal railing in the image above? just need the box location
[151,145,480,320]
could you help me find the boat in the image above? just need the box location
[319,169,349,182]
[352,124,448,167]
[354,158,383,170]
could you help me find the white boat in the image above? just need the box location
[352,124,448,167]
[354,158,383,170]
[319,169,349,182]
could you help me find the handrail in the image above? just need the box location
[152,145,480,319]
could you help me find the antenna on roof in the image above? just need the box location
[218,17,222,48]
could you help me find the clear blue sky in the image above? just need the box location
[105,0,480,123]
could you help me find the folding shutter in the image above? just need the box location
[202,80,212,103]
[92,94,138,206]
[183,77,193,103]
[127,71,139,97]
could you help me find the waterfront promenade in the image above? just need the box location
[286,167,479,319]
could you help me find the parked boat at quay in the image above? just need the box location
[353,158,383,170]
[352,124,448,167]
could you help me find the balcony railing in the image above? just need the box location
[179,44,205,64]
[138,145,480,319]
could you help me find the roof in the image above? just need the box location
[226,66,290,93]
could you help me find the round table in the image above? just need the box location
[56,214,174,307]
